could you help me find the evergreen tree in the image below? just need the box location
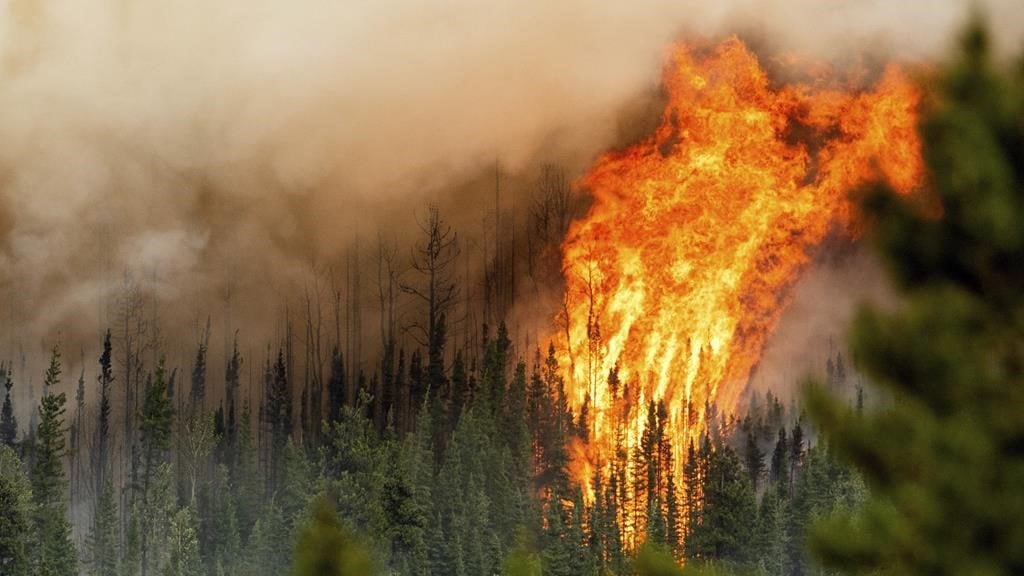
[665,467,682,558]
[96,331,114,489]
[87,478,119,576]
[165,507,202,576]
[753,486,786,576]
[224,337,242,458]
[232,403,262,543]
[769,427,789,489]
[327,346,345,423]
[137,359,175,576]
[205,464,241,574]
[0,363,16,447]
[682,440,701,558]
[266,348,292,494]
[744,431,765,492]
[246,503,291,576]
[190,320,210,408]
[450,349,468,425]
[789,421,804,491]
[88,331,119,576]
[808,18,1024,576]
[689,446,755,565]
[30,346,77,576]
[0,445,32,576]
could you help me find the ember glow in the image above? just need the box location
[558,38,923,499]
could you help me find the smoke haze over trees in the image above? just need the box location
[0,3,1022,576]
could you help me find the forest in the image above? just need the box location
[2,14,1024,576]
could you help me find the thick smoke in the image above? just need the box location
[752,242,896,404]
[0,0,1020,364]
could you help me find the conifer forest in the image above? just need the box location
[1,3,1024,576]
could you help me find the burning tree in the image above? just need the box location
[557,35,924,547]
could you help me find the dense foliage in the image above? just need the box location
[806,19,1024,576]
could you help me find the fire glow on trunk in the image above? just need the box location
[557,37,923,507]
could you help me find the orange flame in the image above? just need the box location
[558,38,922,500]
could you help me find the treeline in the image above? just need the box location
[0,305,867,576]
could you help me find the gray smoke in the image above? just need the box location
[0,0,1020,363]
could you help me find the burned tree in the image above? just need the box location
[401,206,460,416]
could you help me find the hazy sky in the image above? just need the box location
[0,0,1020,353]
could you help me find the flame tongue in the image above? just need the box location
[559,38,922,489]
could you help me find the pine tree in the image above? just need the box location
[232,403,262,544]
[682,440,701,559]
[30,346,77,576]
[753,486,786,576]
[327,345,345,423]
[88,331,119,576]
[137,359,175,576]
[190,320,210,409]
[245,502,291,576]
[87,478,118,576]
[224,337,242,458]
[769,427,789,489]
[0,445,32,576]
[789,421,804,491]
[266,348,292,494]
[744,431,765,493]
[96,332,114,489]
[0,364,16,448]
[205,464,241,574]
[665,467,682,558]
[450,348,468,425]
[690,446,755,565]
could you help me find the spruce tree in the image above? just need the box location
[744,431,765,492]
[266,348,292,494]
[224,337,242,457]
[689,446,755,565]
[87,478,118,576]
[327,345,345,423]
[0,363,16,447]
[768,427,789,489]
[30,346,77,576]
[190,321,210,408]
[88,331,118,576]
[137,359,175,576]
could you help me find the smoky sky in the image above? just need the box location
[0,0,1021,357]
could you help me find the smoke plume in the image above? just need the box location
[0,0,1020,361]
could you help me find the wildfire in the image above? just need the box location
[559,38,923,498]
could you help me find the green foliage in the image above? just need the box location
[164,507,202,576]
[87,478,119,576]
[502,529,542,576]
[688,446,755,565]
[141,359,175,468]
[31,347,77,576]
[0,363,16,447]
[245,502,292,576]
[806,18,1024,576]
[635,543,684,576]
[0,445,33,576]
[291,496,372,576]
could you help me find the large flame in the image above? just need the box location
[559,38,922,499]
